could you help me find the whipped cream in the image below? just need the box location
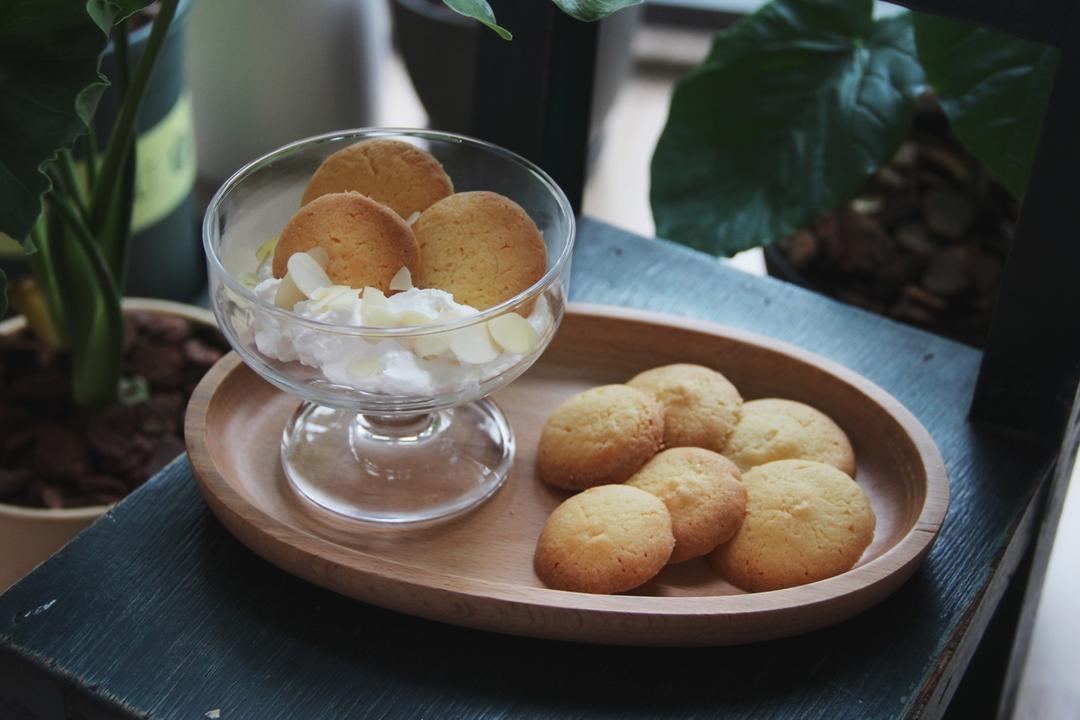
[247,272,551,396]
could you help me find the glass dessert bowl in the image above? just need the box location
[204,129,574,524]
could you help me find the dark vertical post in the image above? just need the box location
[469,1,598,213]
[969,16,1080,445]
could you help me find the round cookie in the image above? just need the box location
[272,192,419,291]
[626,364,743,452]
[722,398,856,476]
[301,138,454,218]
[537,385,664,491]
[626,447,747,563]
[535,485,675,594]
[711,459,875,592]
[412,191,547,310]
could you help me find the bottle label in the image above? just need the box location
[131,90,197,233]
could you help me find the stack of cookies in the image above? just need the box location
[533,364,876,595]
[271,138,547,311]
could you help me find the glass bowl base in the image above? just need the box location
[281,400,515,525]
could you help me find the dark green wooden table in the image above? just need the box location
[0,219,1058,719]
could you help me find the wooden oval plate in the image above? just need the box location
[186,304,949,646]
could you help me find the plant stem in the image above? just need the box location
[55,150,89,220]
[114,22,130,98]
[112,134,137,289]
[86,122,98,188]
[51,196,121,303]
[88,0,178,236]
[26,218,68,348]
[51,195,124,407]
[97,17,133,282]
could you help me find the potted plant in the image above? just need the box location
[649,0,1057,346]
[0,0,225,590]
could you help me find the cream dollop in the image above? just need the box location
[248,270,551,396]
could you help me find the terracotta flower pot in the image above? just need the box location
[0,298,215,592]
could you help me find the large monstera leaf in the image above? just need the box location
[0,0,150,245]
[914,14,1058,199]
[650,0,926,257]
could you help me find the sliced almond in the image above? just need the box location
[326,288,361,311]
[238,272,260,289]
[274,274,305,309]
[487,312,539,354]
[449,323,499,364]
[397,308,438,326]
[361,303,399,328]
[309,285,355,309]
[414,331,452,357]
[287,252,333,297]
[389,266,413,291]
[306,246,330,268]
[362,287,389,306]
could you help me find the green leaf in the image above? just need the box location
[47,203,123,408]
[914,14,1058,199]
[441,0,512,40]
[86,0,151,32]
[550,0,643,22]
[0,0,152,244]
[650,0,926,257]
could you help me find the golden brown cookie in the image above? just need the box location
[626,447,747,563]
[722,398,856,476]
[537,385,664,491]
[535,485,675,594]
[272,192,419,291]
[626,364,743,452]
[412,191,547,310]
[301,138,454,218]
[711,460,875,592]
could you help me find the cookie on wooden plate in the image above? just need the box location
[537,385,664,490]
[272,192,418,291]
[626,364,743,452]
[301,138,454,218]
[722,398,856,476]
[626,447,747,563]
[412,191,547,310]
[535,485,675,594]
[711,459,875,592]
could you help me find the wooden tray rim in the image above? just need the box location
[186,303,950,620]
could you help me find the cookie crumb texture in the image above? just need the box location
[537,385,664,490]
[712,459,875,592]
[722,398,856,475]
[301,138,454,218]
[413,191,548,310]
[627,364,742,452]
[627,447,747,563]
[535,485,675,594]
[272,192,418,291]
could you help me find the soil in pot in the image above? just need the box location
[0,310,227,509]
[771,95,1016,348]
